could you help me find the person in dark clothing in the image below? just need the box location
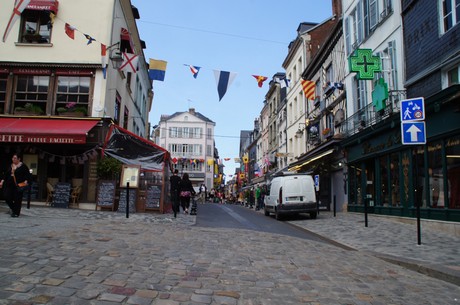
[169,169,181,218]
[0,154,31,217]
[179,173,195,214]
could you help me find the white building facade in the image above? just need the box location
[157,108,215,190]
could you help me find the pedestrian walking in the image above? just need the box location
[198,183,206,204]
[0,153,31,217]
[179,173,195,214]
[169,169,181,218]
[255,184,262,210]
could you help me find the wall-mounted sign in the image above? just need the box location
[348,49,382,80]
[372,78,389,111]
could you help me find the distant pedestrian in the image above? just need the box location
[0,153,31,217]
[198,183,206,204]
[179,173,195,214]
[169,169,181,218]
[255,184,262,210]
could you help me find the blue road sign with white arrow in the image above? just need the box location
[401,121,426,145]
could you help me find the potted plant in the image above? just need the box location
[97,157,122,181]
[57,102,87,117]
[14,103,44,115]
[322,128,332,137]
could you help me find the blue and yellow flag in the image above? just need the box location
[148,59,167,81]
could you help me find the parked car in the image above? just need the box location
[264,173,317,220]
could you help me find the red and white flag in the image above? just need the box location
[101,43,107,79]
[119,52,139,74]
[2,0,32,42]
[65,23,76,40]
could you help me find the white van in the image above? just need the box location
[264,173,317,220]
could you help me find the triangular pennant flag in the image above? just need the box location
[252,75,268,88]
[186,64,201,78]
[2,0,32,42]
[149,59,167,81]
[84,34,95,45]
[65,23,75,40]
[119,52,139,74]
[300,79,316,100]
[213,70,237,101]
[274,76,291,88]
[101,43,107,79]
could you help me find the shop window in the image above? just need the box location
[56,76,90,114]
[14,75,49,113]
[20,9,53,44]
[349,164,363,205]
[0,74,7,114]
[428,141,445,208]
[413,146,426,208]
[390,153,401,206]
[379,156,389,206]
[446,136,460,209]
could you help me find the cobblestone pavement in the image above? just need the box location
[0,204,459,305]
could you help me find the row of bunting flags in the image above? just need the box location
[2,0,344,101]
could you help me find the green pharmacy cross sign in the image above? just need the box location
[349,49,382,80]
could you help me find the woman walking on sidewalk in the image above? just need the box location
[0,153,31,217]
[179,173,195,214]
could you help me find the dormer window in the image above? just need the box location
[19,0,59,44]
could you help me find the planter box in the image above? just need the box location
[14,110,42,116]
[58,112,85,117]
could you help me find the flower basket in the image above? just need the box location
[56,102,87,117]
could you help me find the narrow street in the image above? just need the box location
[0,203,458,304]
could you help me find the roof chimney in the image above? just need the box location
[189,108,196,115]
[332,0,342,17]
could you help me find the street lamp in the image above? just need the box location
[108,42,123,69]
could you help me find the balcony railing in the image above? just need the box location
[342,90,405,137]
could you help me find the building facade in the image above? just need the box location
[157,108,215,191]
[0,0,152,204]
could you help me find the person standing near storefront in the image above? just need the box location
[179,173,195,214]
[0,154,31,217]
[169,169,181,218]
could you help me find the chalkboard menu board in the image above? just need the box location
[96,180,116,210]
[118,189,137,213]
[52,182,71,208]
[146,184,161,209]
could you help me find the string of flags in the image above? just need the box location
[2,1,344,101]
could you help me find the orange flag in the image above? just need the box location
[252,75,268,88]
[301,79,316,100]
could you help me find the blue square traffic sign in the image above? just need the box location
[401,121,426,145]
[400,97,425,122]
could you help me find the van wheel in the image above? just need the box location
[310,212,317,219]
[275,209,282,220]
[264,208,270,216]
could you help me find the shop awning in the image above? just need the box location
[27,0,59,14]
[0,118,99,144]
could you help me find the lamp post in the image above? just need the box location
[27,169,33,209]
[126,178,130,218]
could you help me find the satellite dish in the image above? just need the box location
[334,109,345,126]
